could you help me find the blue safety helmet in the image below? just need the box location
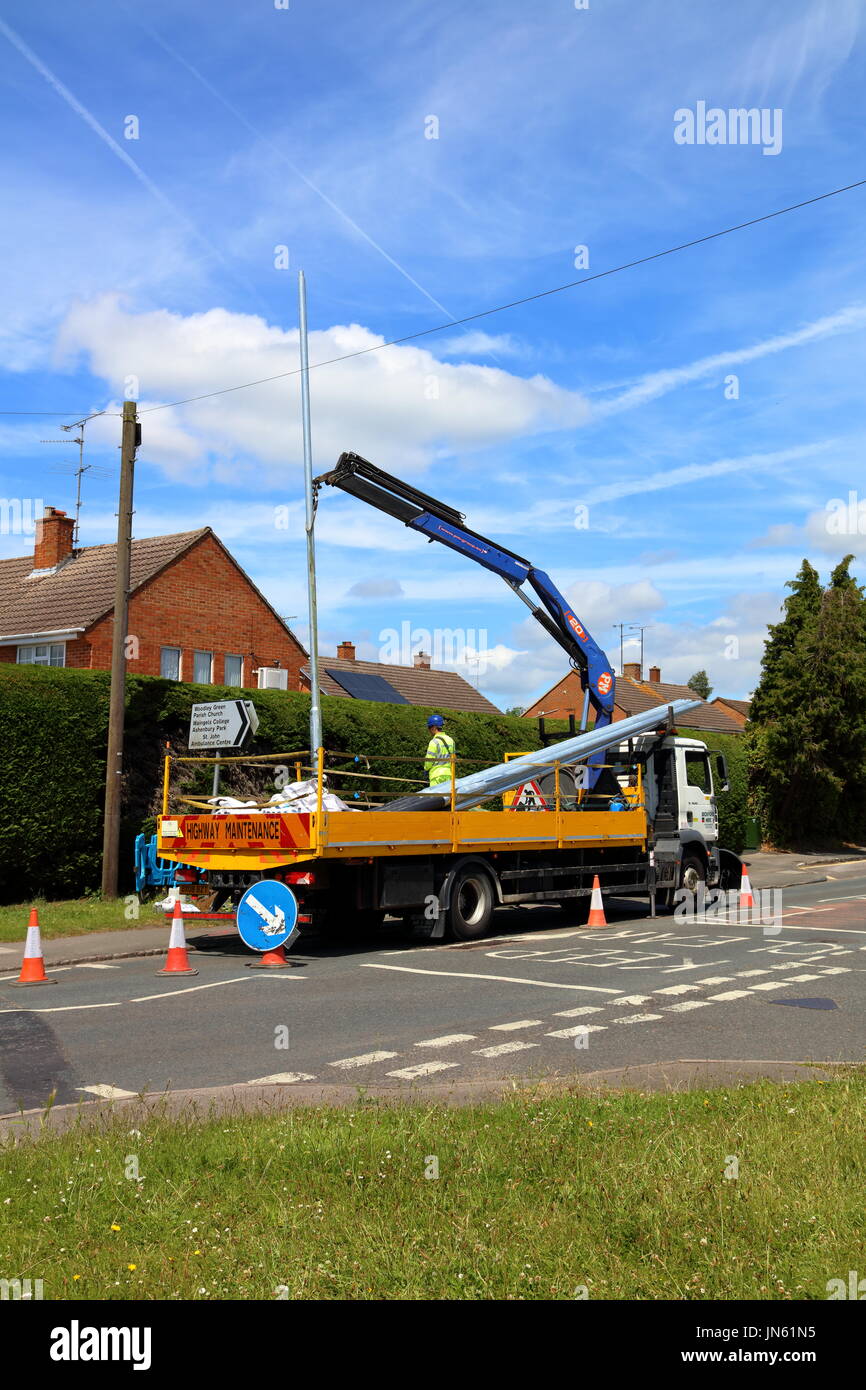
[427,714,444,729]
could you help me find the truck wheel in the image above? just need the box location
[448,866,495,941]
[680,856,706,895]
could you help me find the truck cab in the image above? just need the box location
[608,734,730,895]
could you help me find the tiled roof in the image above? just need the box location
[713,697,751,718]
[304,656,501,713]
[525,671,744,734]
[0,530,208,638]
[636,679,744,735]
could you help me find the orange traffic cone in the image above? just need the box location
[12,908,56,986]
[587,874,607,927]
[739,866,755,917]
[246,943,292,970]
[156,900,198,976]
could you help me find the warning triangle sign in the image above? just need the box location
[512,780,549,810]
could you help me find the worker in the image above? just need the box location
[424,714,455,788]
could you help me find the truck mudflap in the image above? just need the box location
[717,848,744,892]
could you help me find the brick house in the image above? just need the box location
[524,661,744,736]
[302,640,501,713]
[0,506,307,689]
[710,696,751,728]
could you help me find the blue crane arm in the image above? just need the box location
[314,452,616,730]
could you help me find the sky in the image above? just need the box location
[1,0,865,709]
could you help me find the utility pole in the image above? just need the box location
[101,401,138,898]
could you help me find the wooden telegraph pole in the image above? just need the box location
[101,400,139,898]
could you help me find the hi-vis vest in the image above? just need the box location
[424,732,455,785]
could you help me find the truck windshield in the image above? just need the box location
[685,751,712,793]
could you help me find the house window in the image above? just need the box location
[17,643,65,667]
[224,654,243,687]
[193,650,213,684]
[160,647,181,681]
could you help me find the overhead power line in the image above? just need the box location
[2,176,864,420]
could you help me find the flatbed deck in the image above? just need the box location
[157,805,649,872]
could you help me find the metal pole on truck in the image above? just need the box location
[298,270,323,756]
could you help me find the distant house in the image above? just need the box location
[302,640,501,713]
[0,505,307,690]
[711,696,751,728]
[524,662,744,736]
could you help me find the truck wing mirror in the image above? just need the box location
[715,753,729,793]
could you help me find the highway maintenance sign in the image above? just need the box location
[189,699,259,750]
[236,880,299,952]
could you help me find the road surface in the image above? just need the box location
[2,867,865,1114]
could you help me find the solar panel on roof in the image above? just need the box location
[325,668,410,703]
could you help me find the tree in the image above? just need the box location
[686,670,712,700]
[504,705,526,717]
[747,556,866,846]
[749,559,822,723]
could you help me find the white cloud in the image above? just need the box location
[58,295,590,484]
[594,304,866,419]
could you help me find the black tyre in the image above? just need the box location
[680,855,706,896]
[448,865,496,941]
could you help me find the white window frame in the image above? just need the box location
[160,646,182,681]
[16,642,65,667]
[224,653,244,687]
[193,649,213,684]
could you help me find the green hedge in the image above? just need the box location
[0,665,749,902]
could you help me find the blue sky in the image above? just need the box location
[1,0,865,707]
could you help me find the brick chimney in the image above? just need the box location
[648,665,661,684]
[413,651,431,670]
[623,661,642,680]
[336,640,356,661]
[34,507,75,570]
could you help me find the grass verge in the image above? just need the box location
[0,897,166,943]
[2,1075,864,1300]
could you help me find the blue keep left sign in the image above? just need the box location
[237,880,299,952]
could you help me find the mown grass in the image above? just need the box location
[0,896,166,943]
[1,1075,864,1300]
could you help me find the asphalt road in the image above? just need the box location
[2,867,866,1114]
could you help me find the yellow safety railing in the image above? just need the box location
[160,745,643,819]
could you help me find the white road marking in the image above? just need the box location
[749,980,795,991]
[73,962,120,970]
[665,1000,714,1013]
[707,990,753,1001]
[695,976,735,985]
[330,1051,400,1069]
[386,1062,460,1080]
[414,1033,476,1048]
[819,967,850,975]
[610,1013,663,1025]
[130,976,296,1003]
[735,969,771,978]
[654,984,699,996]
[77,1084,137,1099]
[783,973,826,983]
[362,964,620,993]
[817,894,866,902]
[472,1041,540,1058]
[247,1073,317,1084]
[546,1024,607,1038]
[552,1005,605,1017]
[0,1000,123,1014]
[612,995,652,1006]
[488,1019,545,1031]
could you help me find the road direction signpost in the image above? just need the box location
[189,699,259,797]
[236,880,299,955]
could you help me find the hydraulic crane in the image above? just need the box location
[314,453,616,742]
